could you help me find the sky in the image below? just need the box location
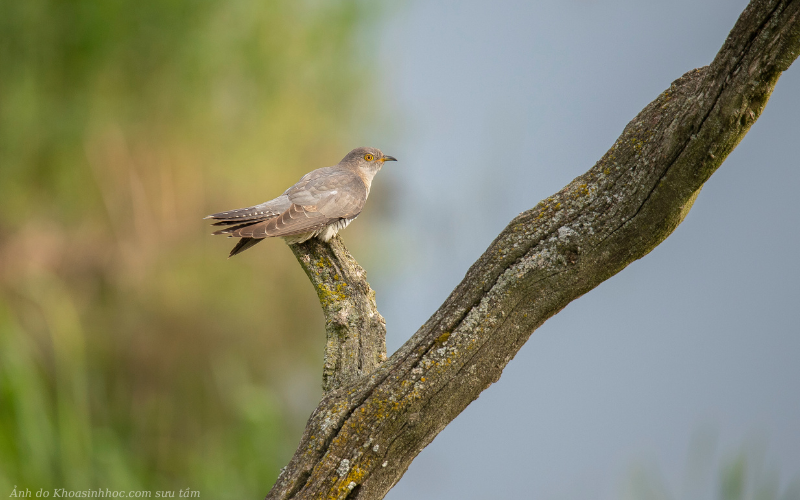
[359,1,800,498]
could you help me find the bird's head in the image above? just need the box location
[340,147,397,175]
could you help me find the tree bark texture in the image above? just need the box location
[290,236,387,393]
[271,1,800,498]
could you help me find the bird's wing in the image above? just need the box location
[286,167,366,219]
[226,168,367,239]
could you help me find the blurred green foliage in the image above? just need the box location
[0,0,383,496]
[623,439,800,500]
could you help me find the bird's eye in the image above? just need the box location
[364,153,374,161]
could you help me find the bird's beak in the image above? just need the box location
[381,155,397,162]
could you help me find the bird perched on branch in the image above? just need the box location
[205,147,397,257]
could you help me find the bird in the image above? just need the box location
[205,147,397,257]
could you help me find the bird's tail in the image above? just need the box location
[228,237,264,258]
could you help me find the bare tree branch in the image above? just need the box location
[267,1,800,498]
[290,236,386,393]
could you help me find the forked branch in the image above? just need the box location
[274,1,800,498]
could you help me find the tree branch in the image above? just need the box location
[290,235,386,393]
[267,1,800,498]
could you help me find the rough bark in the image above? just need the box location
[290,236,386,393]
[271,1,800,498]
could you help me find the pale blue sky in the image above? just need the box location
[362,1,800,498]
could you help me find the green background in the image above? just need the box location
[0,0,385,496]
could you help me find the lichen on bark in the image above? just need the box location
[290,235,386,393]
[270,1,800,498]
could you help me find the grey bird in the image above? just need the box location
[205,147,397,257]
